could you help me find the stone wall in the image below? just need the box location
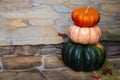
[0,42,120,80]
[0,0,120,46]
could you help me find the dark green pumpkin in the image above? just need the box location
[62,40,106,71]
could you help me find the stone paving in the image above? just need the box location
[0,55,120,80]
[0,0,120,46]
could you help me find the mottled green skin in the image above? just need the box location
[62,40,106,71]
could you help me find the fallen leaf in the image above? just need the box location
[58,32,68,39]
[92,74,102,79]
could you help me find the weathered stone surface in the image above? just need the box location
[8,19,28,27]
[2,56,42,70]
[108,41,120,46]
[100,14,113,22]
[100,25,120,41]
[0,0,119,46]
[0,70,47,80]
[0,19,7,28]
[52,5,71,13]
[9,26,63,45]
[0,58,3,71]
[45,56,65,69]
[101,3,120,15]
[0,30,10,46]
[61,2,77,9]
[54,13,72,32]
[40,47,56,55]
[0,5,59,19]
[0,46,14,56]
[91,0,120,3]
[108,58,120,70]
[55,48,62,54]
[69,0,89,5]
[0,0,32,8]
[32,0,67,5]
[115,15,120,22]
[14,46,38,56]
[118,70,120,73]
[108,46,120,52]
[43,70,95,80]
[28,18,53,26]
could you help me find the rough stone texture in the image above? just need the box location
[101,3,120,15]
[28,18,53,26]
[14,46,38,56]
[0,19,7,28]
[0,0,119,46]
[32,0,67,5]
[0,44,62,56]
[2,56,42,70]
[0,4,64,46]
[91,0,120,3]
[119,70,120,73]
[100,25,120,41]
[45,56,65,69]
[69,0,89,5]
[0,70,47,80]
[43,70,96,80]
[0,0,32,8]
[108,58,120,70]
[0,58,3,71]
[39,45,59,55]
[54,13,72,32]
[107,46,120,56]
[8,19,28,27]
[0,46,14,56]
[0,5,59,19]
[100,14,113,23]
[0,30,10,46]
[115,14,120,22]
[52,5,71,13]
[9,26,63,45]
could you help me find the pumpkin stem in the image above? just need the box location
[85,6,90,14]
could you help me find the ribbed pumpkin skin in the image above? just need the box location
[71,7,100,27]
[69,25,101,44]
[62,41,106,71]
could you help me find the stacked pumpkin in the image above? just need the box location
[62,6,106,71]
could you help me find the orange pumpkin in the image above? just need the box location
[71,6,100,27]
[69,25,101,44]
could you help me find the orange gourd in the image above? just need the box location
[71,6,100,27]
[69,25,101,44]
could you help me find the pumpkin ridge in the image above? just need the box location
[71,45,84,70]
[84,45,95,70]
[95,47,104,69]
[69,25,102,44]
[93,26,98,43]
[62,41,106,71]
[91,45,100,70]
[71,7,100,27]
[89,27,92,44]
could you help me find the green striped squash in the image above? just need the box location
[62,40,106,71]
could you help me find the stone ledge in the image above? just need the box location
[1,56,42,70]
[0,26,63,46]
[45,56,65,69]
[0,69,47,80]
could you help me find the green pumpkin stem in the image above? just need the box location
[85,6,90,14]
